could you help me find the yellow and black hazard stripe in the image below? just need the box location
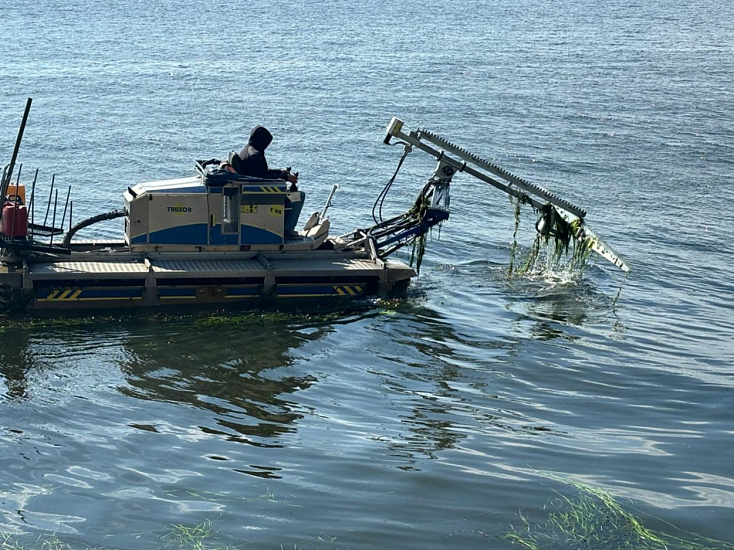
[241,185,286,194]
[39,288,83,302]
[259,185,285,194]
[36,287,144,302]
[333,285,364,296]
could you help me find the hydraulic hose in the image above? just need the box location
[62,210,127,248]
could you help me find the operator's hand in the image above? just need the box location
[287,171,299,184]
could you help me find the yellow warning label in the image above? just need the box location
[268,206,284,217]
[241,205,258,214]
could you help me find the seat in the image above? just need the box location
[228,151,246,174]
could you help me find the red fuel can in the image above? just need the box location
[0,202,29,238]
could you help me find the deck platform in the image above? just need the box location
[1,252,415,310]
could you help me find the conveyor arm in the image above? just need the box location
[384,117,586,218]
[383,117,629,273]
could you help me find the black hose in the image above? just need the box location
[62,210,127,247]
[372,146,410,224]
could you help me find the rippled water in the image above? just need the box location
[1,0,733,548]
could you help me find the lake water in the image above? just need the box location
[1,0,733,548]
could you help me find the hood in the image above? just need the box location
[248,126,273,152]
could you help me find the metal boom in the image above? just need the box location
[377,117,629,273]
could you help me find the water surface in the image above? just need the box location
[1,0,733,548]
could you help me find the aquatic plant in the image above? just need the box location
[38,538,73,550]
[407,187,433,273]
[410,232,428,273]
[508,203,597,279]
[507,197,523,275]
[0,314,103,335]
[505,479,734,550]
[0,520,233,550]
[161,519,233,550]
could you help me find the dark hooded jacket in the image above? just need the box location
[236,126,288,179]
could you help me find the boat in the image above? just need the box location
[0,99,628,311]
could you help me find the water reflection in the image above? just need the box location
[370,303,540,470]
[0,310,337,451]
[504,273,620,340]
[116,314,328,448]
[0,327,32,400]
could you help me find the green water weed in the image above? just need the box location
[38,538,72,550]
[507,197,523,276]
[506,478,734,550]
[1,531,23,550]
[162,520,213,550]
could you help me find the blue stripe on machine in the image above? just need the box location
[226,286,259,298]
[149,224,208,245]
[36,287,144,301]
[241,225,283,245]
[85,288,144,299]
[209,224,239,245]
[158,288,196,298]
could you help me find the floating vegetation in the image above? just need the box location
[0,313,104,335]
[193,304,374,329]
[195,311,270,328]
[506,479,734,550]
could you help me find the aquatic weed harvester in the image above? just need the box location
[0,99,628,311]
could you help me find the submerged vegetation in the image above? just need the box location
[2,482,731,550]
[505,479,734,550]
[0,517,346,550]
[0,521,233,550]
[160,519,232,550]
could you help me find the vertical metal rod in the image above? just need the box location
[50,189,58,245]
[28,169,38,211]
[29,169,38,240]
[60,186,71,231]
[15,163,22,185]
[69,201,73,233]
[43,174,55,226]
[1,97,32,200]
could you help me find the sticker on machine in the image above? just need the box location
[268,206,284,217]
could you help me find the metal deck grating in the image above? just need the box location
[30,261,149,278]
[150,258,265,274]
[25,256,413,283]
[267,257,381,274]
